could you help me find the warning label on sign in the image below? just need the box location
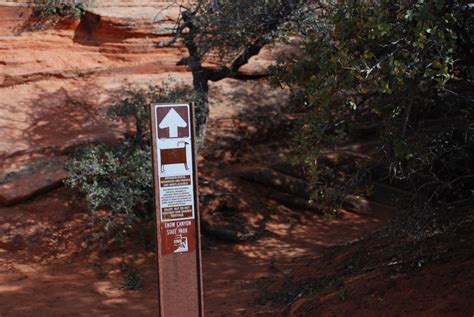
[160,175,192,187]
[160,185,194,220]
[162,205,193,220]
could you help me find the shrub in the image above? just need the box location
[33,0,85,19]
[272,1,474,214]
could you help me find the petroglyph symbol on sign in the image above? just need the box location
[159,141,189,172]
[173,235,189,253]
[158,107,188,138]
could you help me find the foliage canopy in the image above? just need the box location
[272,0,474,214]
[160,0,312,148]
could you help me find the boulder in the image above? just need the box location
[0,156,68,206]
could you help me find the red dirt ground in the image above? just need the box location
[0,194,390,316]
[2,109,472,316]
[0,100,396,316]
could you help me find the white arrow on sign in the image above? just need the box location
[159,108,187,138]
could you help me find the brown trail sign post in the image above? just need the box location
[149,103,204,317]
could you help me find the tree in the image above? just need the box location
[158,0,313,149]
[66,0,318,232]
[272,0,474,214]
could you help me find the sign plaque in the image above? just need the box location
[150,103,204,317]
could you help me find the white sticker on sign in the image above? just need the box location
[154,104,195,222]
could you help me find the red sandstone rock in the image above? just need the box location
[0,4,290,205]
[0,157,68,206]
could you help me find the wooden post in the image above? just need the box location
[149,103,204,317]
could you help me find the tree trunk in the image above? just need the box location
[192,69,209,152]
[181,7,268,152]
[182,10,210,152]
[188,42,209,152]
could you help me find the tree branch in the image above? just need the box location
[156,21,189,47]
[207,41,266,82]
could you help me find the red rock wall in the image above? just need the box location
[0,5,190,205]
[0,4,280,205]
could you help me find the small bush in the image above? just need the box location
[120,263,143,291]
[33,0,85,19]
